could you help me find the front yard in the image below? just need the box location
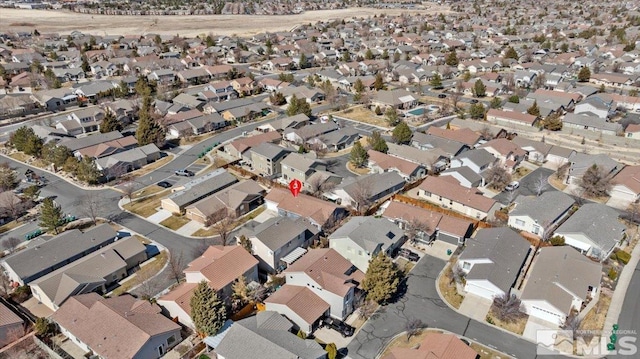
[160,215,191,230]
[580,292,612,332]
[122,190,170,218]
[110,251,168,296]
[485,307,528,335]
[438,265,464,309]
[124,154,174,179]
[0,220,22,234]
[192,205,265,237]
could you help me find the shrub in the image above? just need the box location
[550,235,565,246]
[615,251,631,265]
[608,267,618,280]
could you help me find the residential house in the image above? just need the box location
[280,153,340,192]
[554,203,626,260]
[2,224,118,285]
[370,89,418,110]
[426,126,482,148]
[57,131,124,152]
[590,72,636,89]
[449,148,496,175]
[486,109,539,127]
[306,127,361,152]
[185,180,265,226]
[0,303,24,348]
[381,332,478,359]
[96,144,161,179]
[160,169,238,214]
[55,108,105,135]
[257,114,309,133]
[328,216,405,272]
[416,176,501,220]
[626,124,640,139]
[410,132,469,158]
[158,246,258,329]
[520,247,602,325]
[213,311,326,359]
[507,191,575,238]
[283,123,339,145]
[221,131,281,160]
[564,113,622,136]
[328,172,406,212]
[266,248,364,333]
[74,136,138,159]
[249,143,293,177]
[480,138,526,170]
[566,153,619,185]
[367,149,426,181]
[30,237,147,311]
[385,143,449,173]
[511,137,553,164]
[264,187,346,231]
[381,201,475,245]
[52,294,181,359]
[610,165,640,205]
[239,216,319,273]
[574,96,614,119]
[457,228,531,300]
[546,145,576,169]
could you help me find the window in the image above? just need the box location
[515,219,525,227]
[358,250,362,256]
[532,225,540,235]
[268,250,273,256]
[157,345,165,356]
[462,262,471,270]
[167,335,176,346]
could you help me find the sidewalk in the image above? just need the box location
[603,234,640,331]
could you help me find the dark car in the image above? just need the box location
[470,99,479,104]
[157,181,172,188]
[175,169,194,177]
[398,248,420,262]
[438,93,447,98]
[323,317,355,337]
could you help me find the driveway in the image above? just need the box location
[458,293,492,322]
[146,209,172,224]
[314,327,353,349]
[493,167,556,205]
[523,316,559,343]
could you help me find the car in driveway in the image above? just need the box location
[157,181,172,188]
[174,169,194,177]
[398,248,420,262]
[470,99,479,104]
[505,181,520,191]
[322,317,354,337]
[438,93,447,98]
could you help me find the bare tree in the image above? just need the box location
[450,264,466,285]
[350,179,373,215]
[208,211,237,246]
[307,175,337,198]
[122,180,138,200]
[80,192,102,225]
[167,251,185,285]
[0,194,22,222]
[449,91,461,110]
[355,291,377,320]
[533,174,548,196]
[533,73,547,90]
[486,166,512,191]
[2,237,21,255]
[478,125,493,141]
[492,293,527,323]
[134,269,161,301]
[238,234,253,254]
[555,161,570,180]
[503,73,515,92]
[561,311,583,340]
[627,202,640,226]
[405,318,424,341]
[0,271,12,298]
[578,164,612,198]
[404,218,431,245]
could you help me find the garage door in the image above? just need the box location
[530,305,564,325]
[465,282,499,300]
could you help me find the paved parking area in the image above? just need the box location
[314,326,353,349]
[186,163,207,175]
[413,240,458,261]
[458,293,492,322]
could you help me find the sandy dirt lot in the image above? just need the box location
[0,6,451,37]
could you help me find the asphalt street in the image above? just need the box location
[610,258,640,358]
[346,256,569,359]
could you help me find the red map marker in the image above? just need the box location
[289,179,302,197]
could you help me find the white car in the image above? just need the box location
[505,181,520,191]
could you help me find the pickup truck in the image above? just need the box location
[175,169,195,177]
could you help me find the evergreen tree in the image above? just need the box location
[374,73,384,91]
[429,73,443,89]
[362,253,402,303]
[489,97,503,109]
[508,95,520,103]
[76,156,101,184]
[385,107,399,126]
[527,100,540,116]
[473,79,486,97]
[577,67,591,82]
[325,343,338,359]
[365,48,374,60]
[136,97,165,146]
[40,197,64,234]
[100,112,123,133]
[381,49,389,60]
[299,53,308,69]
[369,131,388,153]
[190,281,227,337]
[504,47,519,60]
[353,79,365,94]
[392,121,412,144]
[445,51,459,66]
[349,142,368,168]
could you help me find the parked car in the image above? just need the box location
[505,181,520,191]
[470,99,479,104]
[175,169,194,177]
[398,248,420,262]
[438,93,447,98]
[157,181,172,188]
[322,317,354,337]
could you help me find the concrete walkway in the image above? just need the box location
[604,234,640,331]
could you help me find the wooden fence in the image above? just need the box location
[392,194,493,229]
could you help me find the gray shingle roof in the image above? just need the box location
[511,191,575,225]
[250,216,318,251]
[554,203,625,257]
[250,143,292,160]
[164,169,238,208]
[453,148,495,168]
[329,216,404,254]
[459,228,531,293]
[3,224,118,284]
